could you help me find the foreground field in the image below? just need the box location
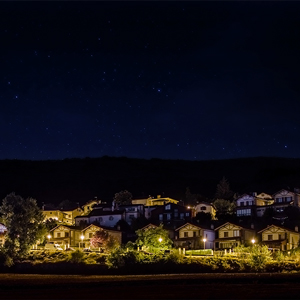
[1,273,300,299]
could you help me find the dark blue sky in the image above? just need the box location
[1,1,300,161]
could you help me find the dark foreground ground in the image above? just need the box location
[1,273,300,300]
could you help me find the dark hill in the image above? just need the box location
[0,156,300,206]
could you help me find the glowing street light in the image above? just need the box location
[158,237,162,243]
[80,235,84,249]
[251,239,255,244]
[203,238,207,250]
[47,234,51,242]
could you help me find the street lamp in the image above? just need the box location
[47,234,51,242]
[158,237,162,243]
[203,238,207,250]
[80,235,84,249]
[251,239,255,244]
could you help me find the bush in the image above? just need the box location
[69,250,85,264]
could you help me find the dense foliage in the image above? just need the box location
[0,193,46,264]
[135,224,172,253]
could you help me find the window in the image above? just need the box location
[193,231,197,237]
[286,197,292,202]
[200,206,206,211]
[268,235,272,240]
[159,214,163,221]
[180,213,184,219]
[109,216,114,221]
[185,212,189,217]
[89,233,93,238]
[237,209,251,217]
[184,232,188,237]
[224,232,228,238]
[240,202,244,206]
[233,230,239,237]
[65,232,69,238]
[165,204,171,210]
[246,201,249,206]
[50,212,52,214]
[174,209,178,218]
[276,197,282,203]
[129,214,135,219]
[57,233,61,238]
[167,214,171,220]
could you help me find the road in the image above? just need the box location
[1,273,300,299]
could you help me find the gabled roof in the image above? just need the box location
[175,222,210,232]
[214,221,254,231]
[272,189,296,197]
[258,224,300,234]
[140,223,158,231]
[50,224,81,232]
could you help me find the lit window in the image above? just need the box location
[165,204,171,210]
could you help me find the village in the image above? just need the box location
[0,186,296,255]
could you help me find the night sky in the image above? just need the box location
[1,1,300,161]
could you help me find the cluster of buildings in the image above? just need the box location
[1,188,300,252]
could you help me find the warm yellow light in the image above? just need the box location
[251,239,255,244]
[81,235,84,241]
[203,238,207,242]
[47,234,51,240]
[158,237,162,243]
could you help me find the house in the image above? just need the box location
[272,189,300,212]
[150,203,192,226]
[132,195,179,206]
[174,222,215,250]
[49,224,82,249]
[193,202,217,219]
[42,204,83,225]
[80,224,122,249]
[118,204,144,225]
[82,198,101,215]
[236,192,274,218]
[258,224,300,251]
[75,207,125,228]
[214,222,256,250]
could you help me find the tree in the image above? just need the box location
[113,190,132,208]
[0,193,46,260]
[135,224,172,253]
[213,198,236,220]
[215,177,234,200]
[90,229,109,249]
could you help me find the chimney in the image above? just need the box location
[295,226,298,232]
[252,192,257,197]
[157,195,161,199]
[210,224,214,230]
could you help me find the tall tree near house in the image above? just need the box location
[113,190,132,209]
[213,198,236,221]
[135,224,172,253]
[215,177,234,200]
[0,193,46,262]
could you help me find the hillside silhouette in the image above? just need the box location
[0,156,300,207]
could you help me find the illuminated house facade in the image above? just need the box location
[80,224,122,249]
[193,202,217,219]
[42,205,83,225]
[258,224,300,251]
[174,222,215,250]
[214,222,256,250]
[49,224,122,249]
